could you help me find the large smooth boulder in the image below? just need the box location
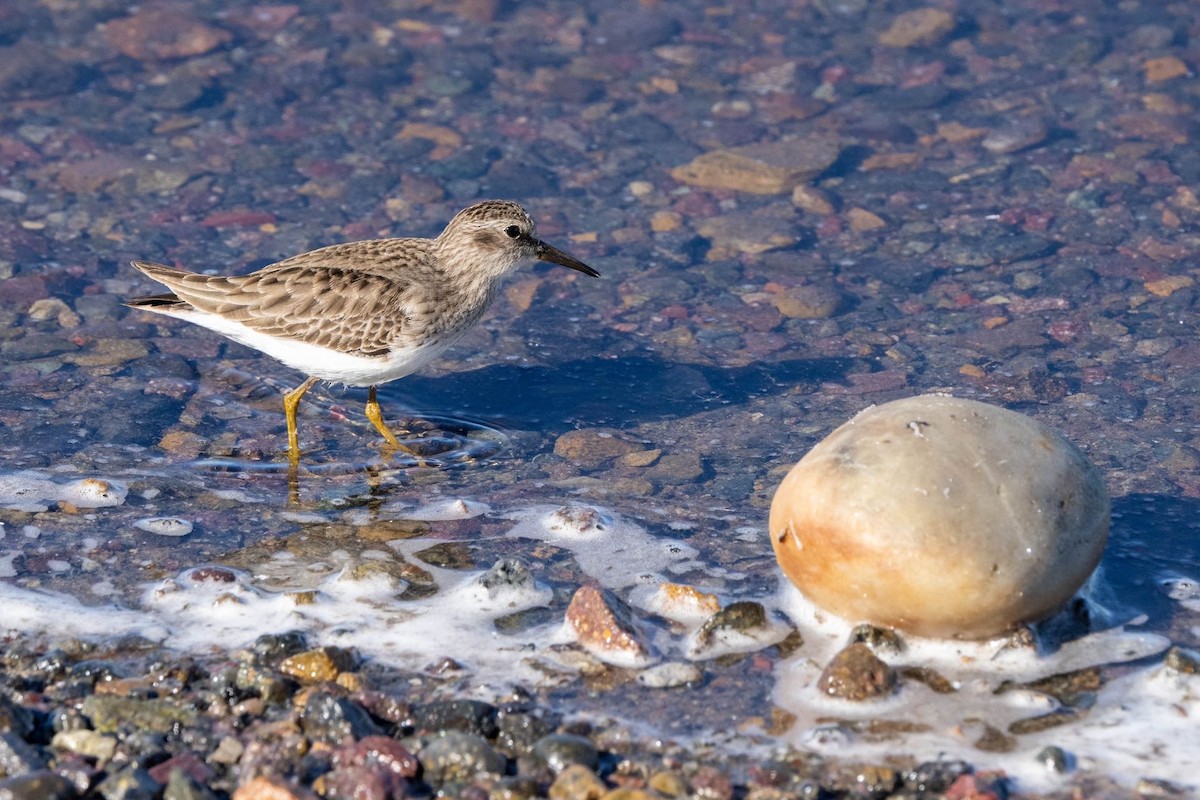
[769,395,1109,639]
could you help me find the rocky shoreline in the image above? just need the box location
[1,629,1186,800]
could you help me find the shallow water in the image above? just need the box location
[3,0,1200,793]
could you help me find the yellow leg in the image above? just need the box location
[283,376,320,463]
[366,386,424,463]
[365,385,403,447]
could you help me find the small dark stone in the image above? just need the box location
[481,159,559,198]
[872,84,951,110]
[163,768,218,800]
[0,334,79,361]
[897,666,956,694]
[419,731,506,786]
[530,733,599,774]
[0,770,76,800]
[413,543,475,570]
[591,9,681,52]
[1035,745,1071,774]
[0,41,81,99]
[544,75,605,103]
[477,559,535,596]
[902,759,971,792]
[299,692,383,743]
[251,631,309,662]
[1164,646,1200,674]
[0,731,47,776]
[495,710,555,758]
[74,294,122,322]
[95,767,159,800]
[411,699,498,739]
[693,601,768,649]
[138,73,211,110]
[847,624,903,653]
[427,146,499,181]
[0,698,34,738]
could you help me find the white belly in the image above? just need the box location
[154,307,450,386]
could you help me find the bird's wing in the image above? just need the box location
[131,258,417,357]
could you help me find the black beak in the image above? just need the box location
[534,238,600,278]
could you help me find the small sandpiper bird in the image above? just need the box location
[127,200,599,464]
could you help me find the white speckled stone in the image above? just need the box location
[769,395,1109,639]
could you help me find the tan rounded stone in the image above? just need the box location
[769,395,1109,639]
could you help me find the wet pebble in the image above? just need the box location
[134,517,194,537]
[644,583,720,625]
[687,601,791,660]
[102,8,232,61]
[0,334,79,361]
[671,139,840,195]
[0,770,76,799]
[944,772,1007,800]
[0,730,46,774]
[648,770,687,797]
[163,769,218,800]
[549,763,607,800]
[817,644,896,701]
[696,215,798,258]
[637,662,702,689]
[564,586,657,668]
[317,764,400,800]
[531,733,599,774]
[0,41,80,99]
[643,453,704,485]
[824,765,898,798]
[252,631,309,662]
[554,429,644,468]
[51,729,116,761]
[80,695,197,735]
[877,8,955,48]
[0,697,34,738]
[902,759,971,793]
[95,766,159,800]
[690,765,734,800]
[591,9,681,53]
[1036,745,1071,773]
[419,731,506,786]
[983,118,1050,154]
[278,647,356,684]
[412,699,498,739]
[230,775,314,799]
[299,692,381,743]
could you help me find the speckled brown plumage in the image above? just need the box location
[127,200,598,462]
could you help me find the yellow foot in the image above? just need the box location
[367,385,426,466]
[284,376,320,463]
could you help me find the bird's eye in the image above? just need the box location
[504,225,521,239]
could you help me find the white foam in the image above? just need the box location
[0,471,128,512]
[406,498,490,520]
[772,583,1189,791]
[506,505,700,589]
